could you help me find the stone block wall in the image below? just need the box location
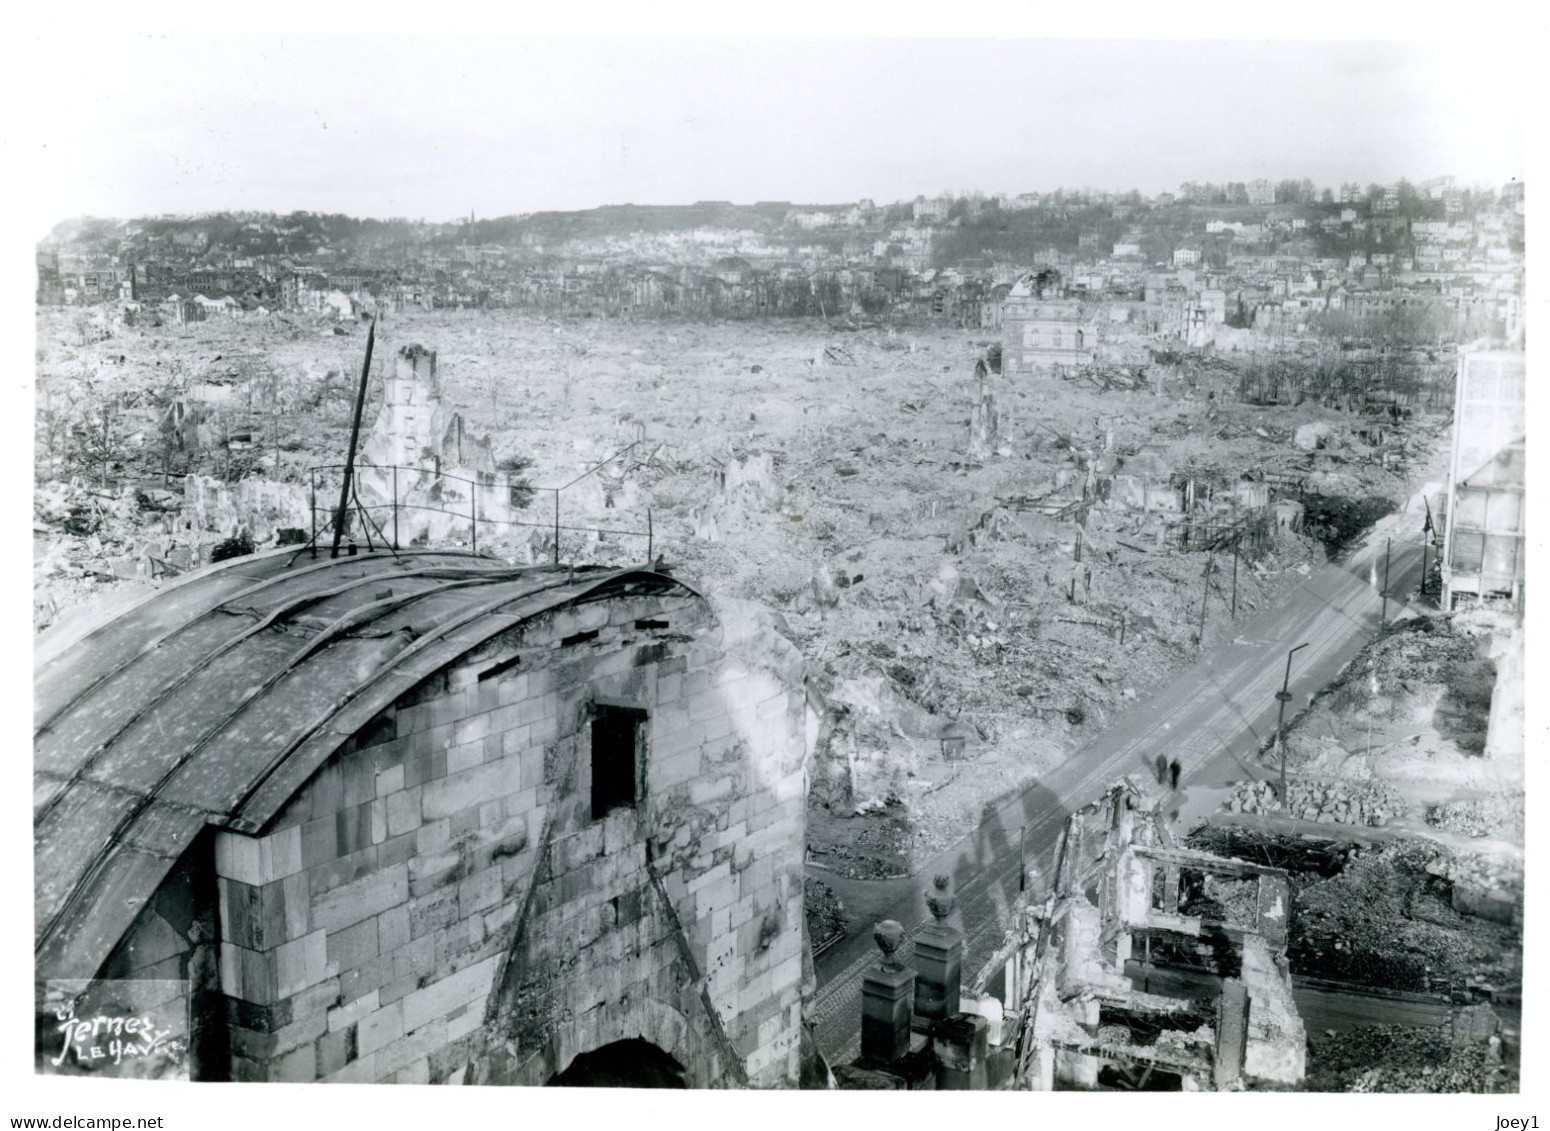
[204,588,808,1087]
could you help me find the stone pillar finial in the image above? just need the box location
[873,919,907,972]
[925,873,956,921]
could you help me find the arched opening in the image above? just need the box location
[545,1039,688,1089]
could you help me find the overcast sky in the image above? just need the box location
[16,33,1530,224]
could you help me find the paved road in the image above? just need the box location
[812,511,1430,1064]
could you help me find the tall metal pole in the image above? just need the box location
[470,479,477,555]
[392,464,399,550]
[553,490,560,567]
[1197,548,1214,646]
[309,469,317,558]
[330,317,376,559]
[1379,536,1393,630]
[1275,641,1311,805]
[1231,532,1240,619]
[1422,498,1435,597]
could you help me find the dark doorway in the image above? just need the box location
[591,706,644,820]
[546,1038,687,1088]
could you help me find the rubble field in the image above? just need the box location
[1277,614,1510,785]
[1185,827,1521,998]
[1299,1024,1517,1093]
[35,307,1439,875]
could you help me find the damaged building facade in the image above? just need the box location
[1441,348,1526,614]
[34,550,812,1086]
[1007,780,1306,1090]
[1001,273,1098,376]
[837,780,1306,1091]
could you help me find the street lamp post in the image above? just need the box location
[1275,641,1311,806]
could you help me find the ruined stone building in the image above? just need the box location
[1441,348,1526,614]
[1009,781,1305,1090]
[829,780,1305,1092]
[34,549,812,1086]
[353,345,529,548]
[1000,274,1097,375]
[944,781,1303,1091]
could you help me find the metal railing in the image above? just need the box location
[298,441,654,564]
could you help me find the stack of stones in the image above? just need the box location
[1222,778,1406,827]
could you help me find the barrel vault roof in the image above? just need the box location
[34,547,698,978]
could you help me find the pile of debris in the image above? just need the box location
[1424,792,1525,841]
[1290,840,1519,993]
[1222,777,1406,826]
[1424,852,1524,926]
[804,877,849,950]
[1302,1024,1514,1093]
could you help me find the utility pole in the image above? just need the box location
[1421,498,1435,597]
[1196,548,1215,647]
[1275,642,1311,805]
[1379,536,1393,630]
[330,316,377,559]
[1230,531,1240,618]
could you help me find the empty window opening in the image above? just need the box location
[561,628,600,648]
[634,619,670,630]
[592,707,644,819]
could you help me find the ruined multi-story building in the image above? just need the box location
[34,550,813,1086]
[1000,274,1096,376]
[1441,349,1526,614]
[831,779,1306,1092]
[1005,780,1305,1090]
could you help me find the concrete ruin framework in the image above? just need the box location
[34,550,813,1086]
[980,780,1306,1090]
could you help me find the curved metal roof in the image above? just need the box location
[33,547,699,979]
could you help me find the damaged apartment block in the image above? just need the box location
[836,779,1305,1090]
